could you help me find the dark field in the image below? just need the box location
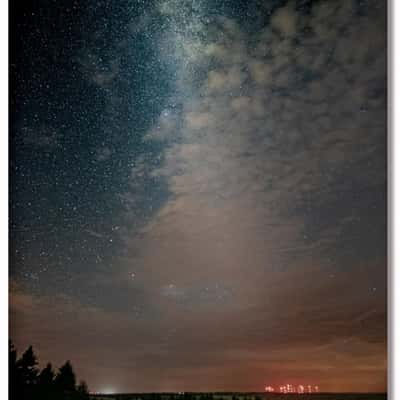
[90,393,387,400]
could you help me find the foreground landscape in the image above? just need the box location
[90,393,387,400]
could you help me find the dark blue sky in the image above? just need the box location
[10,0,386,393]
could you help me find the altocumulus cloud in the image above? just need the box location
[117,0,386,391]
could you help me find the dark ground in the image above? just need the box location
[90,393,387,400]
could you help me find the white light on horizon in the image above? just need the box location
[99,387,118,395]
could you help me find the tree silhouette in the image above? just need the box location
[9,342,90,400]
[36,363,56,400]
[55,360,77,392]
[77,380,90,399]
[16,345,39,386]
[8,341,19,399]
[9,341,17,368]
[38,362,55,386]
[15,345,39,399]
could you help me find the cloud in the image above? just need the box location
[115,2,387,389]
[270,2,299,37]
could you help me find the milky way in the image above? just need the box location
[10,0,386,393]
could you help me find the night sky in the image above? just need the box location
[10,0,387,394]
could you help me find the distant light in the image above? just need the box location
[100,387,117,395]
[276,383,320,394]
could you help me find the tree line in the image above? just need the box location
[9,341,90,400]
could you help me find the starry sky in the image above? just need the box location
[10,0,387,394]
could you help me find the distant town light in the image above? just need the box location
[273,383,320,394]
